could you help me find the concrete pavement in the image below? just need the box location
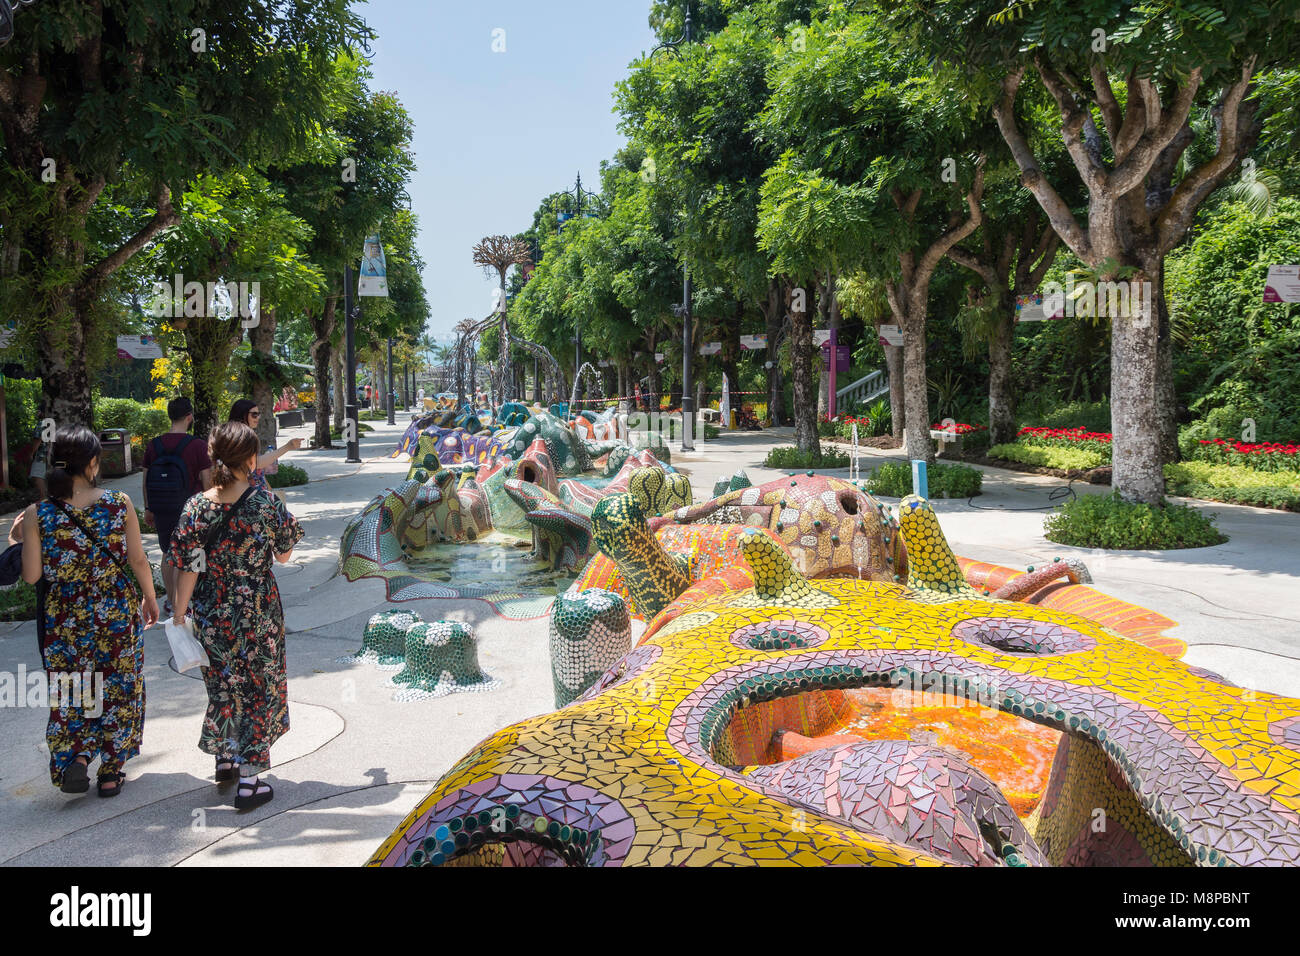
[1,417,1297,865]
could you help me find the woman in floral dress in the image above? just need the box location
[12,425,160,796]
[168,422,303,811]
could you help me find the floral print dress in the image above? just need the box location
[168,489,303,775]
[37,490,144,787]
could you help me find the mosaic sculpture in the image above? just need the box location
[372,496,1300,868]
[339,611,499,702]
[550,589,631,708]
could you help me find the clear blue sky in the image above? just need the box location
[361,1,659,344]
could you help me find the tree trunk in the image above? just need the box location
[248,307,278,451]
[763,281,787,427]
[1156,289,1179,464]
[332,349,344,429]
[988,299,1017,445]
[884,342,905,441]
[186,315,244,440]
[901,295,933,464]
[789,284,821,457]
[1110,262,1165,503]
[310,296,337,449]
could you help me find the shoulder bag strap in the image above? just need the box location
[50,498,139,596]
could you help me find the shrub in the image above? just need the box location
[268,464,308,488]
[1043,493,1227,549]
[0,582,38,621]
[94,397,171,441]
[988,442,1108,471]
[1164,461,1300,511]
[1186,438,1300,473]
[1023,399,1113,434]
[763,446,850,469]
[865,461,983,498]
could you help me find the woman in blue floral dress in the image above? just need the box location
[168,421,303,811]
[13,425,160,797]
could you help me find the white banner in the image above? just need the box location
[813,329,831,346]
[654,352,665,363]
[358,235,390,297]
[116,335,163,360]
[877,324,904,347]
[720,374,731,430]
[1263,265,1300,303]
[739,333,767,350]
[699,341,721,356]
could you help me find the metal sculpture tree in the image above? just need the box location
[472,235,532,404]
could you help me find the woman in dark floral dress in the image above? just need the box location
[12,425,160,797]
[168,422,303,811]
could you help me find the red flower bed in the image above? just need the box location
[1017,426,1113,458]
[1194,438,1300,473]
[930,422,987,434]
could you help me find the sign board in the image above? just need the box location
[358,234,389,297]
[877,324,904,348]
[654,352,665,363]
[821,343,851,373]
[1263,265,1300,303]
[739,334,767,350]
[116,335,163,360]
[0,322,15,348]
[1015,293,1064,322]
[598,359,611,368]
[699,341,722,356]
[813,329,831,347]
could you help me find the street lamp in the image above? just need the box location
[650,2,697,452]
[553,172,599,403]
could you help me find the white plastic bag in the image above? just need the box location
[164,617,210,672]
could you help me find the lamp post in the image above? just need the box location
[650,2,697,452]
[386,336,395,425]
[343,264,361,463]
[554,172,599,405]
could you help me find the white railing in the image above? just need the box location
[836,369,888,409]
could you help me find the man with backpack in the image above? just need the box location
[142,397,213,614]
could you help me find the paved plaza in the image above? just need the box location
[2,419,1297,866]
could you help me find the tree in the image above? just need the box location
[472,235,532,403]
[892,0,1300,500]
[0,0,370,426]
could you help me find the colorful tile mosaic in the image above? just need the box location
[372,496,1300,868]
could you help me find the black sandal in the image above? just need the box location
[234,778,274,811]
[97,771,125,798]
[60,758,90,794]
[215,756,237,783]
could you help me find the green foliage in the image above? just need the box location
[865,461,982,499]
[93,398,170,441]
[4,378,42,449]
[0,583,38,621]
[989,442,1108,471]
[1165,462,1300,512]
[1043,494,1227,550]
[763,447,850,469]
[268,464,309,488]
[1020,399,1113,434]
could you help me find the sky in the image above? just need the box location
[361,1,659,344]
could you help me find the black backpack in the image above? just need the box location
[145,435,196,514]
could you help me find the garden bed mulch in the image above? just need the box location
[947,452,1112,485]
[821,435,903,451]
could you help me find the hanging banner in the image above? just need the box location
[877,324,905,347]
[358,235,390,297]
[1263,265,1300,303]
[739,334,767,350]
[699,341,722,356]
[598,359,611,368]
[1015,293,1064,322]
[116,335,164,360]
[813,329,831,346]
[720,374,731,430]
[654,352,664,363]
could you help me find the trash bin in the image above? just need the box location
[99,428,132,477]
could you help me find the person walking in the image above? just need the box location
[168,422,304,810]
[9,425,160,797]
[228,399,302,497]
[142,396,213,617]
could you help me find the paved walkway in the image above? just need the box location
[1,418,1296,865]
